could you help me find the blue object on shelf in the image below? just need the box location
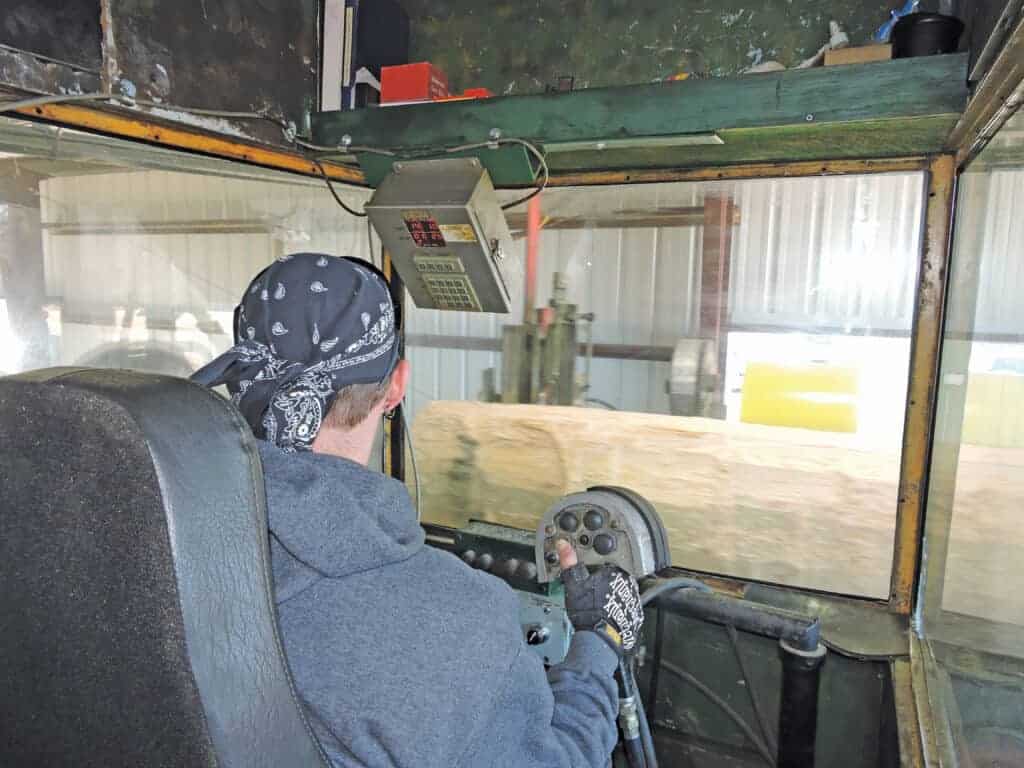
[874,0,921,42]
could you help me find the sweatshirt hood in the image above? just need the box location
[258,441,424,588]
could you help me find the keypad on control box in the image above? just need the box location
[545,504,622,568]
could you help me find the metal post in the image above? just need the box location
[778,640,828,768]
[889,155,956,614]
[699,195,735,419]
[524,194,542,321]
[383,250,406,482]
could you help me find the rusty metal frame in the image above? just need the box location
[7,101,363,185]
[546,157,931,187]
[890,155,957,615]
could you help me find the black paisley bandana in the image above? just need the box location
[191,252,400,452]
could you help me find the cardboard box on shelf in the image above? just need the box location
[824,44,893,66]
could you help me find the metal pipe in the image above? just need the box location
[778,639,827,768]
[524,194,541,319]
[641,584,821,652]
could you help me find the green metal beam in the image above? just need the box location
[312,54,968,186]
[545,115,961,173]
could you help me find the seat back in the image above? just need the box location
[0,368,329,768]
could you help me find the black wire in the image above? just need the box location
[441,138,549,210]
[312,158,367,217]
[617,661,648,768]
[727,624,777,757]
[497,139,548,210]
[635,690,659,768]
[366,218,378,269]
[658,660,776,767]
[645,607,665,722]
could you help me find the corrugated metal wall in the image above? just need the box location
[31,167,950,421]
[407,173,927,420]
[966,167,1024,337]
[39,169,374,370]
[729,173,925,332]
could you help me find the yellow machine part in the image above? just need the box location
[740,362,859,433]
[963,373,1024,449]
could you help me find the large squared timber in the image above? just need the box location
[312,54,969,186]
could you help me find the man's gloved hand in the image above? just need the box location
[556,539,644,657]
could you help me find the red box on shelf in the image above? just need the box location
[381,62,449,104]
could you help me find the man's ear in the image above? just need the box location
[384,359,410,412]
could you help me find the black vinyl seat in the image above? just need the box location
[0,368,330,768]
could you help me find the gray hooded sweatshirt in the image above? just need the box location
[259,441,620,767]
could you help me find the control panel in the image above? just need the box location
[454,520,542,593]
[517,592,572,667]
[451,520,571,664]
[442,487,670,666]
[535,486,672,583]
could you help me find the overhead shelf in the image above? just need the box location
[311,54,969,187]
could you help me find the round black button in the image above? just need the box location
[503,558,521,577]
[583,509,605,531]
[593,534,616,556]
[461,550,477,565]
[477,553,494,570]
[518,561,538,580]
[578,534,591,547]
[558,511,580,532]
[545,551,559,565]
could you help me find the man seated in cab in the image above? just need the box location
[192,253,645,767]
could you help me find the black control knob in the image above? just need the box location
[583,509,605,531]
[593,533,617,556]
[461,550,477,566]
[503,558,521,578]
[558,511,580,532]
[518,561,538,580]
[545,551,559,566]
[477,553,494,571]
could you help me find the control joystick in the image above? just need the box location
[535,486,671,582]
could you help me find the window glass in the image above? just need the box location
[0,115,928,598]
[0,116,393,475]
[920,108,1024,768]
[0,116,373,382]
[923,107,1024,651]
[407,172,926,598]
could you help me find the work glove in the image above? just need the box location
[557,540,644,657]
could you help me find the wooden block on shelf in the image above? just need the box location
[825,44,893,67]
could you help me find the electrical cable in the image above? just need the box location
[399,403,421,522]
[1,92,548,220]
[294,137,397,156]
[658,659,776,767]
[727,624,778,757]
[442,137,549,210]
[0,91,296,136]
[623,735,647,768]
[617,660,648,768]
[366,218,379,270]
[312,158,367,217]
[641,577,712,607]
[645,605,666,723]
[635,687,659,768]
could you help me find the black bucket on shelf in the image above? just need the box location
[892,12,965,58]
